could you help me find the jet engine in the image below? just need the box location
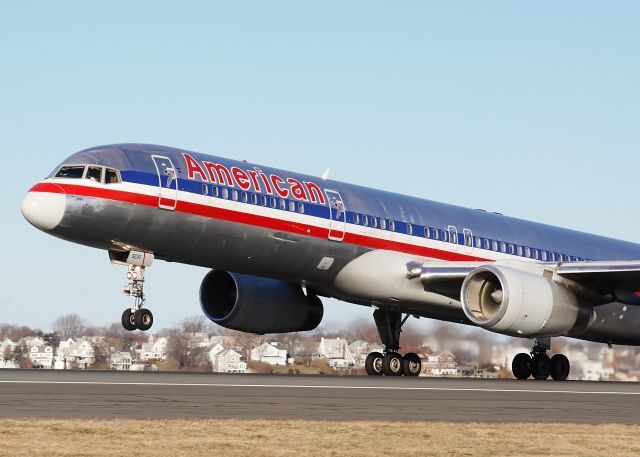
[200,270,324,334]
[461,265,593,338]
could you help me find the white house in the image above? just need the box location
[137,336,168,361]
[189,333,211,348]
[29,345,54,369]
[210,335,236,348]
[422,351,458,376]
[318,337,352,360]
[0,338,16,361]
[57,339,95,370]
[349,341,384,367]
[250,342,288,366]
[211,348,247,373]
[110,352,133,371]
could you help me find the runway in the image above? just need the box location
[0,369,638,424]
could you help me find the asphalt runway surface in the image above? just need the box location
[0,369,638,424]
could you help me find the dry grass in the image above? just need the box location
[0,419,637,457]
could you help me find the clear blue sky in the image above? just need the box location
[1,2,639,332]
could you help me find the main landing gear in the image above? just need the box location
[512,337,570,381]
[120,264,154,332]
[364,309,422,377]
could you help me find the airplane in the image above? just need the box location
[21,144,640,381]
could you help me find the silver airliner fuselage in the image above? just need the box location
[21,144,640,379]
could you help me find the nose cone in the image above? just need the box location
[21,188,66,231]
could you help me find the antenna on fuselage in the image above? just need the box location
[321,168,331,180]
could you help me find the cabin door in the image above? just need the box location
[151,155,178,210]
[325,189,346,242]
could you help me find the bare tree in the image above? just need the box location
[52,314,87,340]
[180,316,211,334]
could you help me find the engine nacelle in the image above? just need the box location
[461,265,593,338]
[200,270,323,334]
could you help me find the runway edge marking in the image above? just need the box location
[0,380,638,396]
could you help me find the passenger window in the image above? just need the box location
[299,203,305,214]
[389,220,396,232]
[448,227,457,244]
[289,201,296,212]
[270,197,277,208]
[541,251,548,261]
[533,249,539,259]
[55,165,86,179]
[442,230,449,243]
[381,219,387,230]
[232,190,239,201]
[433,229,440,241]
[279,199,286,210]
[261,195,268,206]
[407,224,413,235]
[517,245,523,257]
[105,168,120,184]
[202,184,209,196]
[424,227,431,239]
[222,188,229,199]
[212,187,219,198]
[363,216,369,227]
[501,242,507,253]
[484,239,490,250]
[465,231,473,247]
[252,194,258,205]
[354,214,360,225]
[549,252,556,262]
[525,247,531,258]
[492,240,498,251]
[475,237,482,249]
[509,244,515,255]
[242,192,249,203]
[371,218,378,229]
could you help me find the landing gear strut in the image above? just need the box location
[511,337,570,381]
[364,309,422,377]
[121,264,154,331]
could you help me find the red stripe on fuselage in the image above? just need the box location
[29,182,490,262]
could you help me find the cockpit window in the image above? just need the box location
[105,168,121,184]
[86,166,103,182]
[55,165,86,179]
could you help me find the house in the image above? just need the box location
[20,336,45,348]
[189,333,211,348]
[211,348,246,373]
[29,345,54,369]
[250,342,288,366]
[137,336,168,361]
[318,337,352,360]
[422,351,458,376]
[0,338,16,361]
[210,335,236,348]
[349,341,384,367]
[57,338,95,369]
[293,341,321,360]
[318,337,354,368]
[110,352,133,371]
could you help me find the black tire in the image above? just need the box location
[382,352,404,377]
[531,353,551,380]
[121,309,137,331]
[134,308,154,331]
[550,354,570,381]
[512,353,532,380]
[402,353,422,377]
[365,352,384,376]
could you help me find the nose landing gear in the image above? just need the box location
[117,253,155,332]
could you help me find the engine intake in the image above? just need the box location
[461,265,593,338]
[200,270,323,334]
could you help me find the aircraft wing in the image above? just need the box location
[556,261,640,304]
[407,259,640,305]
